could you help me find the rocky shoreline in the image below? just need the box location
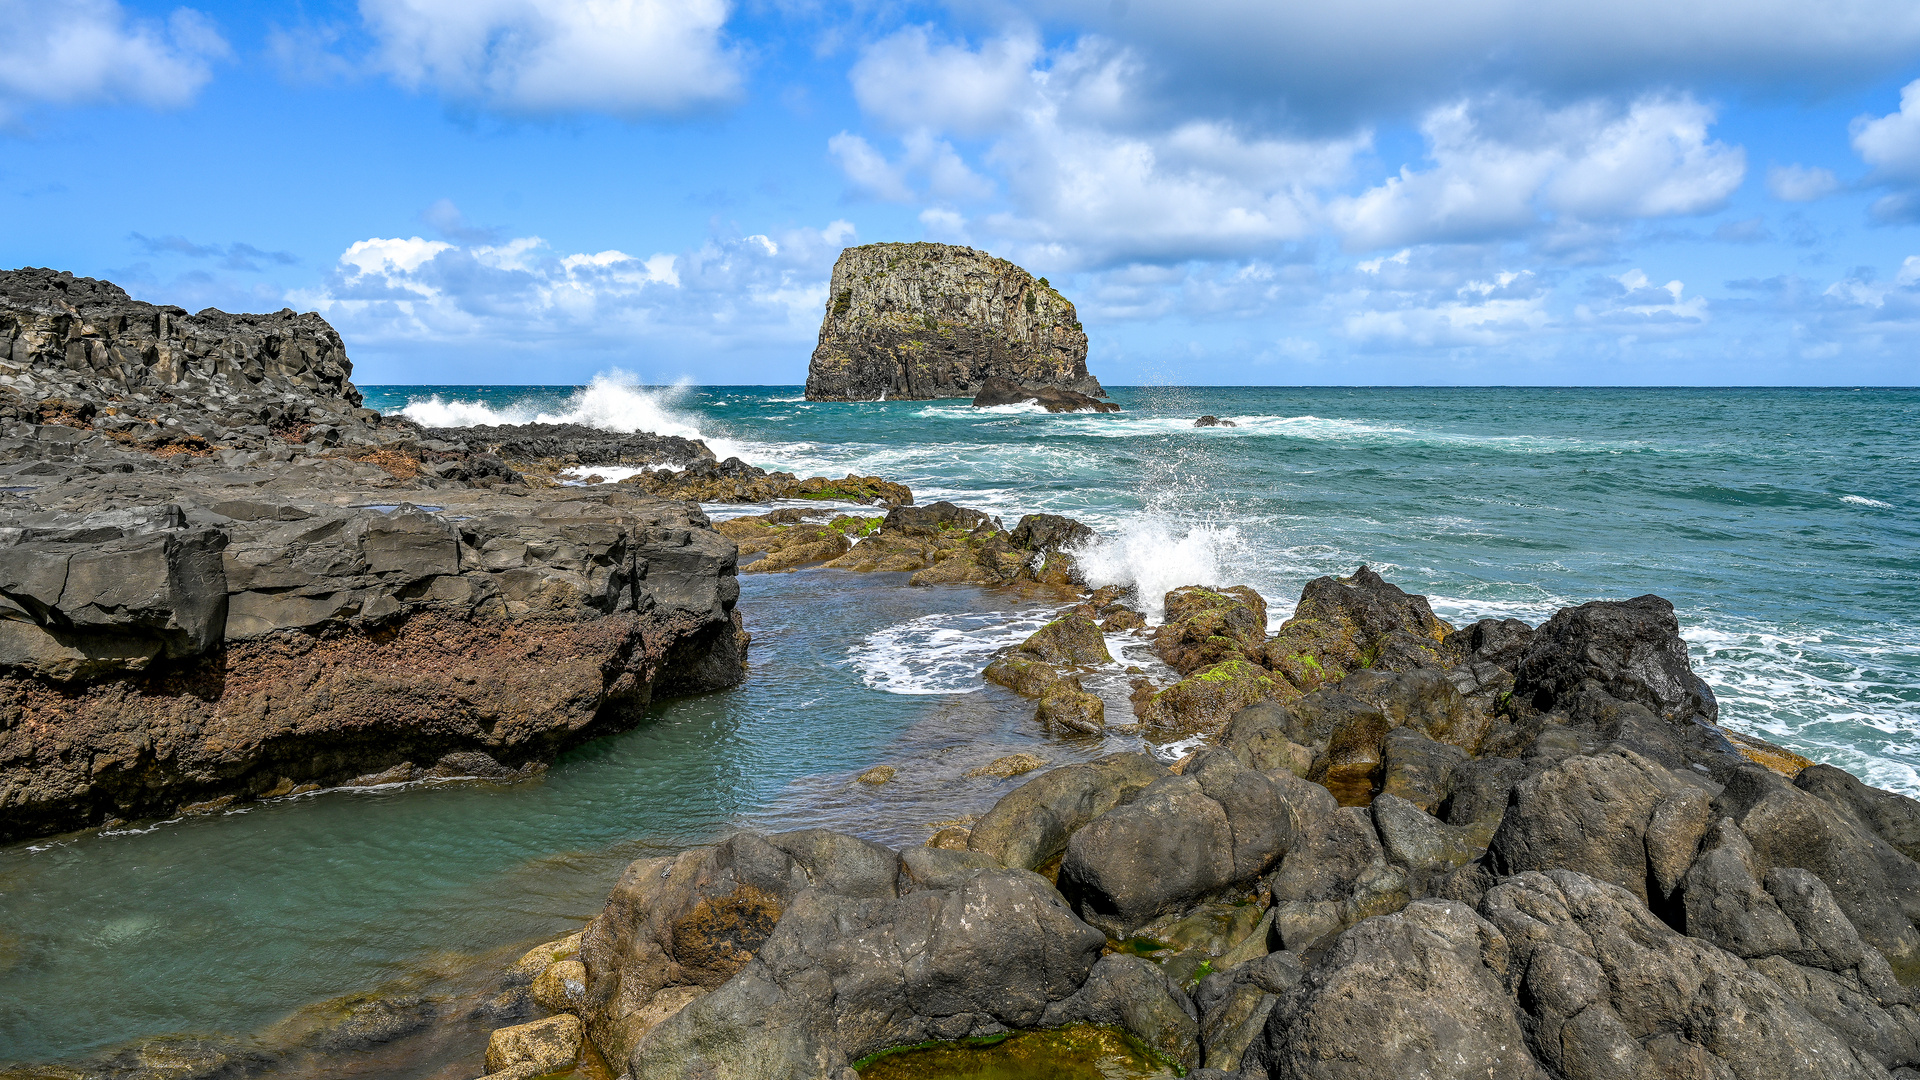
[8,267,1920,1080]
[487,565,1920,1080]
[0,270,764,842]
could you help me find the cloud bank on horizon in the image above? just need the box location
[4,0,1920,385]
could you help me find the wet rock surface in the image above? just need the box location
[805,243,1104,402]
[0,272,751,843]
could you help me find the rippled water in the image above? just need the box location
[381,382,1920,788]
[1,383,1913,1069]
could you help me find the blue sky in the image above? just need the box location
[4,0,1920,386]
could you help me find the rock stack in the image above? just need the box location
[804,243,1107,403]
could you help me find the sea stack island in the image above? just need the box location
[2,253,1917,1080]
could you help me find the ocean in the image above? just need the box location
[0,380,1913,1072]
[375,379,1920,790]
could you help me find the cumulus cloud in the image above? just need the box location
[850,27,1041,136]
[361,0,740,116]
[1333,96,1744,251]
[837,31,1747,268]
[837,32,1363,268]
[1767,164,1840,202]
[0,0,226,126]
[1004,0,1920,128]
[293,221,857,351]
[1850,80,1920,223]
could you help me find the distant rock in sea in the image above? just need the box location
[804,242,1107,402]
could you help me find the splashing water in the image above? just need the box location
[1076,518,1248,622]
[397,371,753,460]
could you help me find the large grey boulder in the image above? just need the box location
[628,868,1106,1079]
[1039,953,1202,1070]
[1727,765,1920,983]
[1244,899,1540,1080]
[1485,746,1709,905]
[1058,751,1295,937]
[1481,868,1890,1080]
[967,751,1167,871]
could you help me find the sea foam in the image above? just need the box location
[399,370,751,460]
[1076,517,1246,621]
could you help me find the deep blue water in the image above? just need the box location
[0,381,1913,1069]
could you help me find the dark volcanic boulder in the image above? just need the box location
[1260,566,1453,692]
[1482,868,1890,1080]
[1512,594,1717,724]
[627,868,1107,1080]
[1058,751,1295,937]
[429,422,714,470]
[971,376,1119,413]
[580,830,902,1064]
[1153,585,1270,676]
[967,752,1168,871]
[1245,899,1539,1080]
[804,243,1103,402]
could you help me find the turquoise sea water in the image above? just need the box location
[1,382,1915,1071]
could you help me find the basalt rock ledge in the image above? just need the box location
[0,269,750,843]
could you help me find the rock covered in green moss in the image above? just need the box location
[1152,586,1269,676]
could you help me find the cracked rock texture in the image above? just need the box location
[804,243,1103,402]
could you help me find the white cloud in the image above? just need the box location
[1767,164,1840,202]
[295,221,854,350]
[1333,96,1743,251]
[0,1,226,125]
[828,132,914,202]
[839,32,1363,268]
[1852,79,1920,182]
[1004,0,1920,127]
[850,27,1041,136]
[1340,261,1553,348]
[361,0,739,116]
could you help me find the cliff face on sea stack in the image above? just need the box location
[804,243,1104,402]
[0,269,749,843]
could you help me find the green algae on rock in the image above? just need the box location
[854,1026,1178,1080]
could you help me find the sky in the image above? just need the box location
[3,1,1920,386]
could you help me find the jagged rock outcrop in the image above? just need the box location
[549,570,1920,1080]
[0,270,752,842]
[804,243,1104,402]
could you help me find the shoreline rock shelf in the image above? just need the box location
[550,570,1919,1080]
[0,271,754,843]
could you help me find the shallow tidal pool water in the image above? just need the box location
[856,1027,1179,1080]
[0,571,1161,1072]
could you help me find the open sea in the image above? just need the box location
[1,380,1915,1074]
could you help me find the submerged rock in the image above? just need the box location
[805,242,1103,402]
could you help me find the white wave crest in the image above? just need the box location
[1842,495,1895,508]
[848,610,1051,695]
[398,370,750,459]
[1076,517,1247,621]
